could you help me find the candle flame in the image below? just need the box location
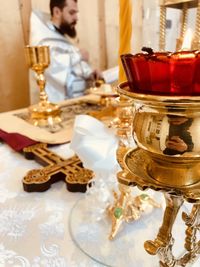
[181,29,193,50]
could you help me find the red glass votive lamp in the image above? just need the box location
[121,50,200,96]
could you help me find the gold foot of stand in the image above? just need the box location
[28,101,61,127]
[119,147,200,267]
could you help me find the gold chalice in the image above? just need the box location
[25,45,62,127]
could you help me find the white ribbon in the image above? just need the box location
[70,115,119,172]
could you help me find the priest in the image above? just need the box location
[30,0,101,103]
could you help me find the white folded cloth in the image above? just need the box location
[70,115,120,221]
[70,115,119,173]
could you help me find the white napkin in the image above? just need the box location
[70,115,119,172]
[70,115,120,221]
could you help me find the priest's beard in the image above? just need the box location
[59,19,77,38]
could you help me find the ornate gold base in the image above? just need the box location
[120,148,200,203]
[117,146,200,266]
[144,194,200,267]
[28,101,62,127]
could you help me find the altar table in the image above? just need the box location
[0,103,200,267]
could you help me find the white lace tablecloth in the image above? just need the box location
[0,142,104,267]
[0,142,200,267]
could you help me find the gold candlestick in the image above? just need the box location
[192,0,200,49]
[159,5,167,51]
[177,2,189,50]
[159,0,200,50]
[25,45,62,127]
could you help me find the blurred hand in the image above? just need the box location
[168,117,188,125]
[80,48,89,62]
[165,136,188,152]
[89,69,104,81]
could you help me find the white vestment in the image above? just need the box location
[29,10,93,103]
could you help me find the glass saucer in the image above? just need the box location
[68,194,198,267]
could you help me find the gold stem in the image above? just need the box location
[180,3,188,39]
[192,0,200,49]
[176,204,200,266]
[176,3,188,51]
[183,204,200,252]
[36,72,48,103]
[157,194,183,245]
[159,6,166,51]
[195,1,200,41]
[115,96,133,140]
[144,194,183,256]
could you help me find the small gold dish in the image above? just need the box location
[90,83,118,106]
[120,147,200,203]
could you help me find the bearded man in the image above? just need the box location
[30,0,101,103]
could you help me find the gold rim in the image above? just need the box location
[117,82,200,107]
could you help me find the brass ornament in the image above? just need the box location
[106,96,160,240]
[112,96,134,140]
[160,0,199,9]
[107,182,161,240]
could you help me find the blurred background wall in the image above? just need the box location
[0,0,197,112]
[31,0,121,70]
[0,0,31,113]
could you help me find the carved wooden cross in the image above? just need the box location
[22,143,93,193]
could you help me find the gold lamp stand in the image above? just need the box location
[25,46,62,127]
[117,82,200,267]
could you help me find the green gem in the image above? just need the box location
[140,194,149,201]
[114,207,123,219]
